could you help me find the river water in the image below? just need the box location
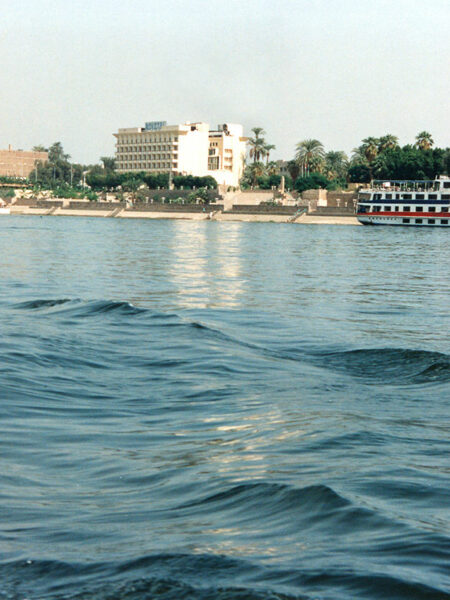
[0,216,449,600]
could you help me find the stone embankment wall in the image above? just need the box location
[222,190,275,211]
[312,206,355,216]
[127,203,224,213]
[139,189,221,203]
[227,205,298,215]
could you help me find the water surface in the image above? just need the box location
[0,216,449,599]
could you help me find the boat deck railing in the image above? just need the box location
[369,180,441,192]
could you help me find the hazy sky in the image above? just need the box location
[1,0,448,164]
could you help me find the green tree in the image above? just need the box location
[294,172,330,193]
[48,142,70,163]
[350,146,367,164]
[248,127,267,163]
[415,131,434,150]
[378,134,399,152]
[100,156,116,171]
[32,145,48,152]
[287,159,300,183]
[295,139,325,176]
[241,161,265,187]
[263,143,276,164]
[266,161,279,175]
[324,150,348,180]
[348,163,371,183]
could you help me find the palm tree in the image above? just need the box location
[324,150,348,179]
[350,146,367,164]
[246,161,266,186]
[251,127,265,139]
[295,139,325,176]
[287,159,300,183]
[263,143,276,164]
[415,131,434,150]
[360,137,380,179]
[248,127,266,163]
[266,161,279,175]
[378,134,399,152]
[361,137,379,163]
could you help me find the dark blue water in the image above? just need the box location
[1,216,449,600]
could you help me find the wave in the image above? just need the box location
[14,298,146,317]
[14,298,74,309]
[1,554,448,600]
[314,347,450,385]
[9,300,450,386]
[181,482,349,514]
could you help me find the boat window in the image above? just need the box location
[385,193,392,200]
[428,219,435,224]
[415,219,423,224]
[444,182,450,188]
[402,218,410,223]
[402,194,412,199]
[429,194,437,200]
[416,194,424,200]
[384,206,391,211]
[395,206,399,211]
[441,219,448,224]
[442,194,450,200]
[416,207,423,212]
[441,207,449,212]
[403,206,410,211]
[429,207,436,212]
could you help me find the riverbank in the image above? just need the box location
[8,205,360,225]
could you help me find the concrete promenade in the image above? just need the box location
[8,204,360,225]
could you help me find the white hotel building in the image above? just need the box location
[114,121,247,188]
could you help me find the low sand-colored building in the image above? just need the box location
[0,145,48,178]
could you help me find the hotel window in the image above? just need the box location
[208,157,220,170]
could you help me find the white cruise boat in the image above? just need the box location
[356,175,450,226]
